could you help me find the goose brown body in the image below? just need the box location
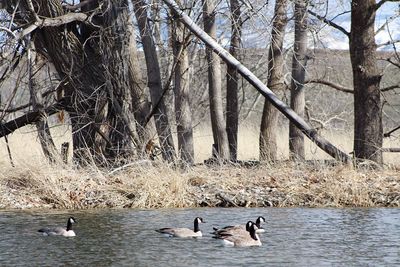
[38,217,77,237]
[156,217,205,238]
[214,224,262,247]
[212,216,266,234]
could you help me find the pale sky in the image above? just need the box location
[237,0,400,50]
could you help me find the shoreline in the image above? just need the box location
[1,162,399,210]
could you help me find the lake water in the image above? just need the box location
[0,208,399,266]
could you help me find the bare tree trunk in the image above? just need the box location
[260,0,288,162]
[350,0,383,164]
[171,2,194,164]
[27,45,58,163]
[203,0,230,160]
[127,21,150,147]
[133,0,176,162]
[101,0,139,160]
[226,0,241,161]
[25,0,140,164]
[289,0,308,161]
[32,0,106,164]
[162,0,351,163]
[151,0,163,49]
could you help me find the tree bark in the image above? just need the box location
[289,0,308,161]
[13,0,141,164]
[171,0,194,164]
[31,0,107,163]
[100,0,139,160]
[162,0,351,163]
[133,0,176,162]
[127,20,150,147]
[203,0,230,160]
[226,0,241,161]
[27,46,58,163]
[260,0,288,162]
[350,0,383,164]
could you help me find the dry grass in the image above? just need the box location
[0,126,399,209]
[0,160,194,209]
[0,159,399,209]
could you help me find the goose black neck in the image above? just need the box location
[245,221,252,231]
[194,219,200,232]
[67,220,73,231]
[256,217,263,228]
[250,228,258,241]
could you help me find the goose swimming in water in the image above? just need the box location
[212,221,254,236]
[38,217,77,237]
[214,223,262,247]
[212,216,266,234]
[254,216,266,233]
[156,217,205,238]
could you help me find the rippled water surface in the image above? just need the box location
[0,208,399,266]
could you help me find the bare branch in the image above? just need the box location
[308,10,350,37]
[63,0,96,11]
[376,14,398,35]
[381,84,400,92]
[0,103,30,113]
[377,39,400,48]
[26,0,40,21]
[0,100,66,138]
[8,13,89,42]
[0,26,16,39]
[376,0,400,11]
[384,57,400,68]
[382,148,400,152]
[305,78,399,93]
[384,125,400,137]
[305,79,353,93]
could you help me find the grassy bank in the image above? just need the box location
[0,127,399,209]
[1,160,399,209]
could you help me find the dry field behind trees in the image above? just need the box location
[1,50,400,209]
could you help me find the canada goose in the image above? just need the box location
[254,216,266,233]
[212,221,254,236]
[38,217,77,237]
[212,216,266,234]
[156,217,205,238]
[214,224,262,247]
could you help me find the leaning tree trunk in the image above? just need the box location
[203,0,230,160]
[289,0,308,161]
[171,1,195,164]
[133,0,176,162]
[350,0,383,164]
[226,0,241,161]
[260,0,288,162]
[161,0,351,163]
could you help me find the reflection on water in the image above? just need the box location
[0,208,399,266]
